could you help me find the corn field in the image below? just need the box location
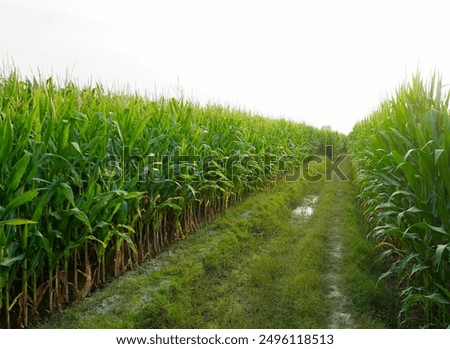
[0,72,345,328]
[349,75,450,328]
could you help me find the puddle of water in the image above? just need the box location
[290,192,354,328]
[330,244,341,259]
[326,233,355,328]
[331,312,352,327]
[327,274,354,328]
[291,195,319,221]
[94,294,120,315]
[242,211,252,219]
[328,285,343,299]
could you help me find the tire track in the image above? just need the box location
[325,185,354,328]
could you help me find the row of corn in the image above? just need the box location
[349,75,449,328]
[0,72,345,328]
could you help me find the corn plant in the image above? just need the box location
[349,74,450,328]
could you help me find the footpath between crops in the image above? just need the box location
[41,158,397,329]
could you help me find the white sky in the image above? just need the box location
[1,0,449,134]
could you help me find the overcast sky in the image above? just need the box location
[1,0,449,134]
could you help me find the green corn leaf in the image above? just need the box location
[434,148,444,164]
[7,152,31,194]
[0,253,26,267]
[434,283,450,298]
[433,244,449,269]
[406,207,422,214]
[124,191,144,199]
[59,183,75,206]
[0,219,37,226]
[70,141,83,155]
[413,222,447,235]
[86,235,107,249]
[70,208,92,232]
[410,264,428,276]
[424,293,450,305]
[117,231,136,252]
[2,189,39,219]
[0,115,13,163]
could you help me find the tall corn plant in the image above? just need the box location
[349,74,450,328]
